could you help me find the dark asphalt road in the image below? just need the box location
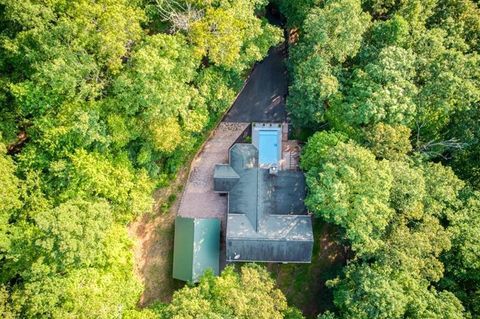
[223,43,288,123]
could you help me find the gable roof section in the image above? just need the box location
[213,164,240,192]
[173,216,220,282]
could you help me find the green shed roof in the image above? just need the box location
[172,216,220,282]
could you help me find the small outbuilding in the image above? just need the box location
[172,216,220,282]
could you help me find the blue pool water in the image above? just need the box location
[258,130,279,165]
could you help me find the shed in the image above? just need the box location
[172,216,220,282]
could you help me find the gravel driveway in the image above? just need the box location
[177,122,249,227]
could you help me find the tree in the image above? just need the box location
[442,190,480,316]
[415,50,480,142]
[388,160,425,217]
[329,261,465,319]
[165,265,292,319]
[300,131,347,172]
[334,46,418,127]
[2,0,145,116]
[365,123,412,160]
[0,142,20,255]
[299,0,371,63]
[430,0,480,53]
[31,199,114,273]
[188,0,282,70]
[0,0,287,317]
[270,0,320,28]
[10,232,142,318]
[64,150,154,221]
[288,0,480,317]
[287,0,371,128]
[305,140,394,254]
[326,161,466,318]
[287,56,340,127]
[444,100,480,189]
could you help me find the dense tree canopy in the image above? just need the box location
[0,0,282,317]
[302,131,471,318]
[284,0,480,317]
[305,139,394,255]
[163,265,294,319]
[285,0,480,187]
[1,0,479,318]
[287,0,370,128]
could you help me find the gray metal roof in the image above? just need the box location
[214,164,240,192]
[214,164,240,179]
[220,144,313,263]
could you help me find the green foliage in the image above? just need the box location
[165,265,292,319]
[26,199,113,276]
[288,0,480,187]
[448,104,480,188]
[284,307,306,319]
[0,142,20,212]
[365,123,412,160]
[288,56,340,127]
[288,0,479,317]
[270,0,320,28]
[302,131,472,317]
[336,46,418,126]
[441,190,480,315]
[388,160,425,217]
[329,262,465,319]
[10,231,142,318]
[300,131,347,172]
[287,0,371,128]
[302,0,371,64]
[0,143,20,251]
[305,140,394,254]
[189,0,283,70]
[0,0,281,317]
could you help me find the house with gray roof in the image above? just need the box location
[214,123,314,263]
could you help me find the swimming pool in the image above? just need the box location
[258,130,280,166]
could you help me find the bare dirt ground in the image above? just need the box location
[127,32,346,312]
[128,122,249,306]
[127,168,188,306]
